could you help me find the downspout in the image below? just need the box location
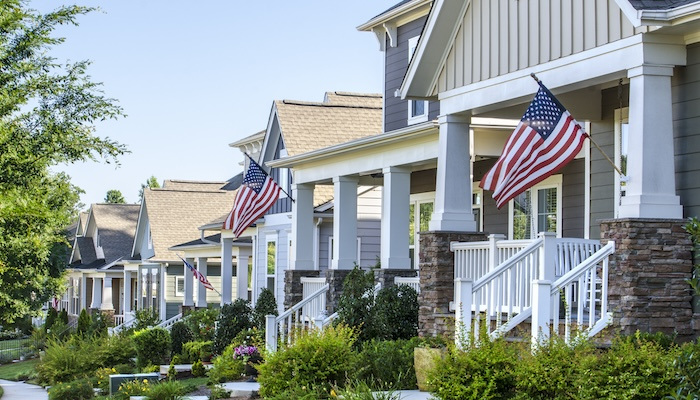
[314,218,324,270]
[201,230,219,245]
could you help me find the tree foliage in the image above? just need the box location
[104,189,125,203]
[0,1,126,324]
[138,175,160,200]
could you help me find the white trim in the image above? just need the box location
[507,175,563,240]
[614,108,630,218]
[265,233,278,294]
[584,122,591,240]
[175,276,184,297]
[472,182,483,232]
[407,35,429,125]
[409,192,436,269]
[328,237,362,268]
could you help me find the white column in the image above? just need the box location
[332,176,358,269]
[196,257,208,308]
[101,276,114,310]
[123,271,132,314]
[159,265,166,321]
[90,277,102,309]
[429,114,477,232]
[136,268,143,310]
[236,247,251,300]
[80,276,87,310]
[183,257,194,307]
[381,166,412,269]
[221,237,233,305]
[618,64,682,219]
[291,183,315,270]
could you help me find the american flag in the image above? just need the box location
[223,156,281,237]
[179,256,215,291]
[480,82,587,208]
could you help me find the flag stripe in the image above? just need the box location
[180,256,215,291]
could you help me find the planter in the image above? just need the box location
[414,347,446,392]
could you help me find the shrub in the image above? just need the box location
[208,384,232,399]
[356,337,423,390]
[101,333,136,367]
[670,340,700,399]
[76,309,90,335]
[428,337,519,400]
[182,340,213,363]
[146,380,188,400]
[373,285,419,340]
[207,343,245,384]
[231,328,265,352]
[185,307,218,341]
[335,266,376,343]
[44,308,58,332]
[90,311,110,335]
[253,288,278,329]
[133,327,171,368]
[47,377,94,400]
[36,336,102,384]
[95,367,118,394]
[170,321,194,355]
[114,379,151,400]
[257,324,359,398]
[133,308,161,330]
[168,361,177,380]
[191,359,206,377]
[213,299,252,355]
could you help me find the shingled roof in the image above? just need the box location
[627,0,699,9]
[162,180,228,191]
[274,97,382,157]
[323,92,382,107]
[91,204,140,266]
[143,187,236,261]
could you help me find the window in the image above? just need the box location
[472,183,483,232]
[508,175,562,239]
[266,239,276,292]
[409,193,435,269]
[614,108,629,217]
[175,276,184,297]
[407,36,428,125]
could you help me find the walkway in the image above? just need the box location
[0,379,48,400]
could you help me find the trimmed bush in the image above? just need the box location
[76,309,90,335]
[213,299,252,355]
[207,343,245,384]
[335,267,376,343]
[355,337,425,390]
[133,308,161,330]
[182,340,212,363]
[170,320,194,355]
[257,324,359,398]
[47,377,93,400]
[133,327,171,368]
[253,288,278,329]
[374,284,419,340]
[59,309,68,325]
[146,380,188,400]
[184,307,218,341]
[191,359,206,377]
[44,308,58,331]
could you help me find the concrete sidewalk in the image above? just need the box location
[0,379,48,400]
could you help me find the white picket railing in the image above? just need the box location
[301,277,327,323]
[114,314,125,326]
[266,283,329,352]
[156,313,182,331]
[108,311,136,336]
[394,276,420,294]
[453,232,613,347]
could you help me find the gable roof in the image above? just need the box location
[141,187,236,262]
[162,180,228,191]
[628,0,698,9]
[71,204,139,269]
[323,92,382,107]
[273,98,382,157]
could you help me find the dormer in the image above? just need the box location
[358,0,438,133]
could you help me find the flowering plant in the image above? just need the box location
[233,344,259,362]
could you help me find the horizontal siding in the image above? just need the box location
[410,169,437,194]
[438,0,644,92]
[268,137,292,215]
[673,43,700,219]
[474,159,508,236]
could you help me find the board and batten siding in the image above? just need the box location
[673,43,700,219]
[385,16,439,132]
[437,0,647,94]
[268,137,292,215]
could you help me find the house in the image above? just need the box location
[64,203,140,325]
[271,0,700,340]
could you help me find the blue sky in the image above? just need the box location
[39,1,398,206]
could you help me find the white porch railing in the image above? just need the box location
[301,277,327,323]
[266,283,330,353]
[156,313,183,331]
[109,311,136,336]
[453,233,614,347]
[394,276,420,294]
[114,314,125,326]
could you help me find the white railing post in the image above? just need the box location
[455,278,473,349]
[538,232,557,281]
[531,279,552,350]
[488,234,505,272]
[265,314,278,353]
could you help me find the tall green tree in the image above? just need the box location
[104,189,125,203]
[138,175,160,200]
[0,1,126,324]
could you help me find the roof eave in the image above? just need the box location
[357,0,430,31]
[614,0,700,27]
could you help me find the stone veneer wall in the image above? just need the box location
[283,270,320,310]
[418,231,488,337]
[374,269,418,289]
[601,219,695,341]
[325,269,353,313]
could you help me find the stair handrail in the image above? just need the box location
[266,283,330,352]
[156,312,182,331]
[473,237,544,291]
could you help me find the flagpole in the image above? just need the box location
[178,254,222,297]
[243,153,295,202]
[529,73,625,178]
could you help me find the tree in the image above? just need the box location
[138,175,160,200]
[104,189,125,203]
[0,1,126,324]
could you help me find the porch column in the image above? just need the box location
[332,176,358,269]
[381,166,411,269]
[291,183,315,270]
[429,114,477,232]
[236,247,251,300]
[618,65,682,219]
[123,271,132,314]
[101,277,114,310]
[90,277,102,309]
[136,269,143,310]
[80,276,87,310]
[221,237,233,305]
[183,257,194,307]
[196,257,208,307]
[159,265,166,321]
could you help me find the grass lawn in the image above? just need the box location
[0,359,39,381]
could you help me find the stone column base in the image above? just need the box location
[100,309,115,325]
[418,231,488,338]
[179,305,196,316]
[284,270,320,310]
[326,269,354,313]
[374,269,417,289]
[601,218,694,341]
